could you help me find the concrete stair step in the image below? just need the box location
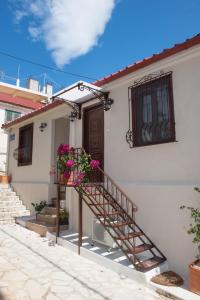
[43,207,57,214]
[0,192,16,197]
[36,213,57,225]
[0,218,15,224]
[51,198,57,207]
[0,205,26,212]
[26,219,68,237]
[0,196,19,201]
[0,184,12,189]
[0,201,22,207]
[0,210,30,218]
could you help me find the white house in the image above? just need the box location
[0,80,49,173]
[2,33,200,278]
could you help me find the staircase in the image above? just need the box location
[0,184,30,224]
[26,201,68,237]
[67,148,167,272]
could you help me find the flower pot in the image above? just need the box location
[66,172,74,186]
[59,172,74,186]
[0,175,11,184]
[189,260,200,295]
[59,174,65,184]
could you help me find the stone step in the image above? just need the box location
[0,205,26,212]
[0,196,19,201]
[0,200,22,207]
[43,207,57,215]
[0,218,15,224]
[36,213,57,225]
[51,198,57,207]
[0,210,30,218]
[26,219,68,237]
[0,188,13,193]
[0,191,16,197]
[0,184,11,189]
[0,184,31,223]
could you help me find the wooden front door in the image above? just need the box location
[83,104,104,170]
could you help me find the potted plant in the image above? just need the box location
[56,144,100,187]
[180,187,200,295]
[0,174,11,184]
[59,210,69,225]
[31,200,47,214]
[57,144,75,185]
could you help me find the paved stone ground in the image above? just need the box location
[0,224,167,300]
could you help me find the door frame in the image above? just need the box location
[82,102,104,169]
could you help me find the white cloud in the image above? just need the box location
[10,0,116,67]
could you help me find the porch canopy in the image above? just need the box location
[52,81,103,104]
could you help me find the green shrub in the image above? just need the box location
[180,187,200,259]
[59,210,69,225]
[31,201,47,213]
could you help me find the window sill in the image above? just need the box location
[18,162,32,167]
[132,139,177,148]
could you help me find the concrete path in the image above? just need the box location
[0,224,167,300]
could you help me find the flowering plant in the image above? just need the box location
[57,144,100,186]
[180,187,200,259]
[57,144,75,176]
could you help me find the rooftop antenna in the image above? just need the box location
[16,64,20,87]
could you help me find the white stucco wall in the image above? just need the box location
[0,103,30,173]
[7,104,71,213]
[5,45,200,278]
[70,46,200,277]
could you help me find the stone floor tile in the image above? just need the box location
[0,225,167,300]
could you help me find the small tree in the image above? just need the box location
[180,187,200,259]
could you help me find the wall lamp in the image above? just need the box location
[39,122,47,132]
[69,110,79,122]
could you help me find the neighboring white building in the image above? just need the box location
[2,33,200,277]
[0,81,49,173]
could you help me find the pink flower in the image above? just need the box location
[78,171,85,180]
[57,144,64,155]
[69,147,75,154]
[62,144,70,154]
[57,144,70,155]
[66,160,74,168]
[64,170,70,179]
[90,160,100,169]
[72,171,85,186]
[73,179,81,186]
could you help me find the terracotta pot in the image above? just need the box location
[0,175,11,184]
[59,173,74,186]
[66,172,74,186]
[59,174,65,184]
[189,260,200,295]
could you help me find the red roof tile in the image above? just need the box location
[0,93,43,109]
[93,33,200,87]
[2,100,63,129]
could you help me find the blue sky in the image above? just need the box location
[0,0,200,92]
